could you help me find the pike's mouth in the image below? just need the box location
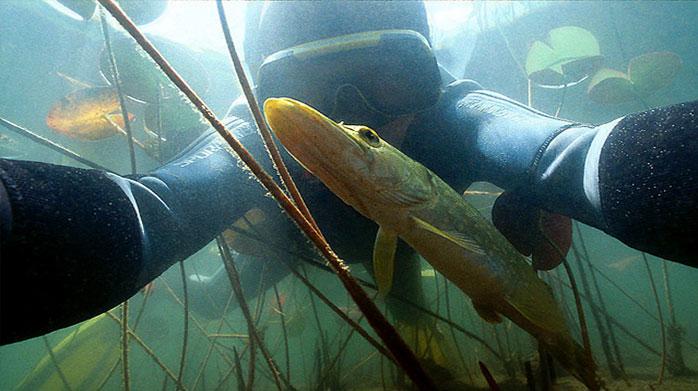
[264,97,371,206]
[264,97,366,161]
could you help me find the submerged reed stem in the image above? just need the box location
[177,261,190,389]
[233,347,246,391]
[216,237,287,390]
[642,253,666,385]
[215,0,321,236]
[119,302,131,391]
[246,324,257,391]
[105,312,182,388]
[550,273,662,357]
[541,226,596,381]
[288,262,395,362]
[42,336,73,391]
[100,11,141,390]
[273,284,292,385]
[99,8,136,175]
[443,278,473,382]
[0,117,111,171]
[561,260,594,367]
[303,265,329,357]
[572,242,622,378]
[575,223,626,376]
[192,293,236,390]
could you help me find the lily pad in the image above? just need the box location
[100,37,209,104]
[588,52,682,104]
[56,0,97,21]
[628,51,682,96]
[46,87,134,140]
[117,0,169,25]
[526,26,603,87]
[587,68,635,104]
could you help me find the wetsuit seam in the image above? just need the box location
[526,123,586,184]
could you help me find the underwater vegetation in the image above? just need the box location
[1,1,697,391]
[524,25,682,110]
[525,26,604,88]
[587,51,682,105]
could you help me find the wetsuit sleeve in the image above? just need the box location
[441,81,696,267]
[593,101,697,264]
[0,117,272,344]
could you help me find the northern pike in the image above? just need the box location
[264,97,600,389]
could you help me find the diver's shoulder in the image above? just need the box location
[443,79,484,100]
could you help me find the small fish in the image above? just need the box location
[265,98,601,389]
[46,87,135,141]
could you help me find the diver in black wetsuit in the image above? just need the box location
[0,2,696,345]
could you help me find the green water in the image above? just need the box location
[1,1,697,390]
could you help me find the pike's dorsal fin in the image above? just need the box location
[410,216,486,255]
[473,300,503,324]
[373,226,398,297]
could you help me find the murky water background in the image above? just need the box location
[1,1,697,389]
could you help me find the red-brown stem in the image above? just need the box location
[273,285,291,384]
[97,1,433,387]
[478,361,501,391]
[642,253,666,385]
[105,312,181,388]
[217,237,286,390]
[215,0,322,237]
[177,262,190,388]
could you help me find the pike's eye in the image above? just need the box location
[358,127,381,147]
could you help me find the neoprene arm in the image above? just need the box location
[443,80,697,266]
[0,117,270,344]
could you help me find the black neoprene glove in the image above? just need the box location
[442,80,697,268]
[0,116,274,344]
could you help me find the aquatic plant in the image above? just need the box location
[571,240,626,379]
[1,118,111,169]
[587,51,682,105]
[99,14,139,389]
[525,26,603,88]
[6,2,698,390]
[216,237,288,390]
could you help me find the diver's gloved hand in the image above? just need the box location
[442,80,598,269]
[137,117,273,273]
[0,116,269,344]
[444,81,697,267]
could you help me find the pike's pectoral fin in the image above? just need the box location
[373,226,398,297]
[410,216,486,256]
[377,188,429,207]
[473,300,502,324]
